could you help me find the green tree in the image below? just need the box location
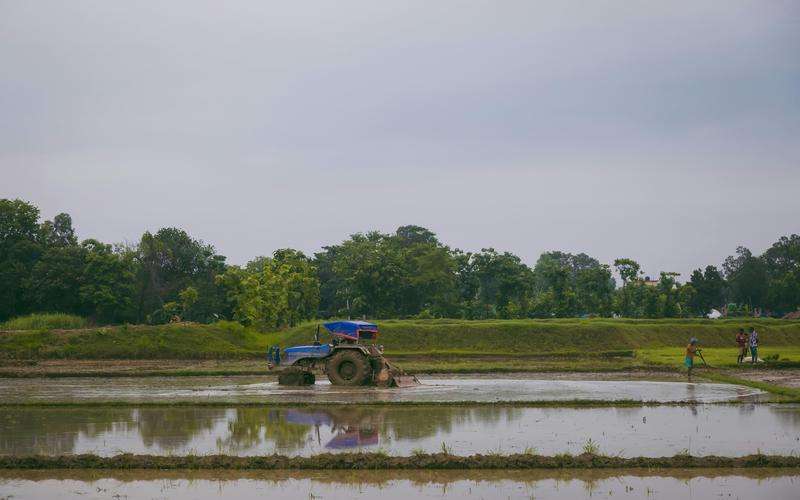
[534,252,613,316]
[79,240,137,323]
[613,258,641,285]
[26,242,85,314]
[576,265,615,316]
[316,227,459,318]
[468,249,533,318]
[0,199,43,320]
[687,265,726,315]
[135,228,227,323]
[762,234,800,314]
[723,246,768,310]
[25,212,85,314]
[220,249,319,329]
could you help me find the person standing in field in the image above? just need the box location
[736,328,748,364]
[748,327,759,364]
[685,338,699,378]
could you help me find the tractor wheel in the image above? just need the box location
[326,350,372,386]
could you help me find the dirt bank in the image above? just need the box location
[2,452,799,470]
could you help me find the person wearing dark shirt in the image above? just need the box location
[736,328,748,364]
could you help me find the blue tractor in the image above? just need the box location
[267,320,418,387]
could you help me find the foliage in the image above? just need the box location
[723,247,769,310]
[0,199,42,320]
[762,234,800,313]
[687,266,726,315]
[1,198,799,323]
[136,228,228,323]
[218,249,319,329]
[533,252,614,317]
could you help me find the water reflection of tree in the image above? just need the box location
[386,406,521,441]
[135,407,227,451]
[219,409,313,453]
[215,406,523,454]
[0,408,133,455]
[768,405,800,427]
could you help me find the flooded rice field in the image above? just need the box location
[1,469,798,499]
[2,403,798,457]
[0,375,765,404]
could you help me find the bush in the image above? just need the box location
[0,313,87,331]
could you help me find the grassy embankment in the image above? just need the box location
[2,316,800,375]
[0,313,87,331]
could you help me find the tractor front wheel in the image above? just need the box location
[326,350,372,386]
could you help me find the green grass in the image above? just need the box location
[638,346,800,368]
[1,318,799,361]
[278,318,800,354]
[0,313,87,331]
[0,321,270,360]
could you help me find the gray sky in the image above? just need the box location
[2,1,798,279]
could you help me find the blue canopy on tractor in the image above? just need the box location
[323,320,378,341]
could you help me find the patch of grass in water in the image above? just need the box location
[582,439,600,456]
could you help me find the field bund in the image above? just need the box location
[2,318,799,360]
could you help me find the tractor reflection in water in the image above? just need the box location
[284,408,381,450]
[267,320,418,388]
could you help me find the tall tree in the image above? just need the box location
[79,240,137,323]
[469,249,533,318]
[688,265,726,315]
[219,249,319,329]
[0,199,42,320]
[135,228,227,323]
[613,258,641,285]
[723,246,768,310]
[534,252,613,316]
[762,234,800,313]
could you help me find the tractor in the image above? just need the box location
[267,320,419,388]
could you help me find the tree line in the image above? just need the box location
[1,199,798,327]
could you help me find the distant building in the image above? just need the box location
[641,276,660,287]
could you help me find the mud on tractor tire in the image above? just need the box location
[326,350,373,386]
[278,368,315,386]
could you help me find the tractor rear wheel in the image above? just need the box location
[326,350,372,386]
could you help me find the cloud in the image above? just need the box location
[2,0,798,277]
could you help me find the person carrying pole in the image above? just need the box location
[685,338,699,379]
[736,328,748,364]
[748,327,759,364]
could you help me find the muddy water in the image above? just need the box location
[0,470,798,499]
[2,404,798,457]
[0,375,764,404]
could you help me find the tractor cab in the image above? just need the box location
[324,320,379,344]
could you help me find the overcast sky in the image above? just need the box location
[2,1,798,278]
